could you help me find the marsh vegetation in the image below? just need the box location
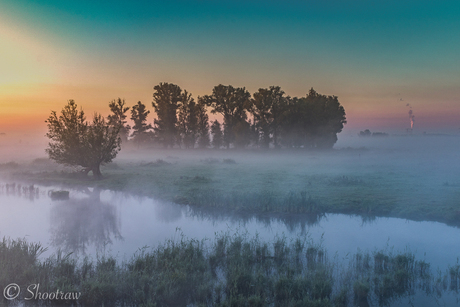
[0,232,459,306]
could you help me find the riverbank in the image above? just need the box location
[4,146,460,227]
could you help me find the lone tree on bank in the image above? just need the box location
[45,100,121,179]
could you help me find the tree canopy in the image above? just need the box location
[202,84,251,148]
[251,86,288,148]
[177,90,198,149]
[152,83,183,148]
[45,100,121,178]
[130,101,152,147]
[47,84,347,155]
[210,120,223,149]
[108,98,131,144]
[278,89,346,149]
[196,100,210,149]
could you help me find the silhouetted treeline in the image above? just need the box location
[113,83,347,149]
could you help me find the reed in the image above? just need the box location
[0,234,457,306]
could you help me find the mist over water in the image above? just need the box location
[0,181,459,273]
[0,132,459,306]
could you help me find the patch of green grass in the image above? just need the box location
[6,148,460,227]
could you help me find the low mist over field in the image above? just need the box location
[2,131,459,226]
[1,129,459,176]
[0,132,48,163]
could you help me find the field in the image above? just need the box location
[3,135,460,227]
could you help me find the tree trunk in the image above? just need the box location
[92,164,102,179]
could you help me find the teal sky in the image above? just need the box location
[1,0,460,134]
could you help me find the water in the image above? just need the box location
[3,183,460,305]
[1,184,460,271]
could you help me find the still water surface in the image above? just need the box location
[3,184,460,306]
[1,184,459,272]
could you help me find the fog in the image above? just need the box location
[1,132,459,217]
[0,128,458,160]
[0,132,48,163]
[1,131,459,305]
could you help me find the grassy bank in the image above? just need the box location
[0,232,457,306]
[4,147,460,227]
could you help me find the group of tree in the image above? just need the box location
[126,83,346,150]
[151,83,210,149]
[358,129,389,137]
[45,83,346,178]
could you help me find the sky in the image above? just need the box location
[1,0,460,137]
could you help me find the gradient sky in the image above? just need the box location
[1,0,460,136]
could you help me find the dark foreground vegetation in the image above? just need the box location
[1,232,458,307]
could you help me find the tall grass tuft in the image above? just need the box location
[0,234,458,306]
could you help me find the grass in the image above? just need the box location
[0,233,458,306]
[5,148,460,227]
[0,234,459,306]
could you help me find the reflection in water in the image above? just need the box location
[50,189,122,255]
[360,214,378,226]
[2,183,460,274]
[153,201,182,223]
[185,205,324,234]
[0,182,41,201]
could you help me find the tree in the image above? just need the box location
[210,120,223,149]
[152,83,182,148]
[251,86,287,148]
[196,98,210,149]
[107,98,131,144]
[359,129,372,137]
[303,88,347,149]
[202,84,251,148]
[248,119,260,148]
[177,90,198,149]
[279,96,309,148]
[45,100,121,179]
[279,88,346,149]
[233,119,251,148]
[130,101,152,147]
